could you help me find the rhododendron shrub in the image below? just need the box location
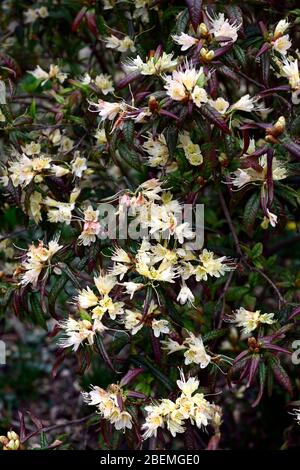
[0,0,300,451]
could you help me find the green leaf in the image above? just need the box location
[131,356,174,391]
[122,120,135,146]
[30,293,48,330]
[202,329,227,343]
[268,355,292,395]
[243,191,260,235]
[251,242,263,259]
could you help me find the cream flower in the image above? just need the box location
[59,318,96,351]
[152,319,170,338]
[164,64,207,107]
[89,99,125,121]
[208,12,241,45]
[178,131,203,166]
[95,74,114,95]
[124,309,143,335]
[229,307,275,334]
[229,94,259,113]
[183,332,211,368]
[142,132,169,167]
[274,19,290,37]
[281,57,300,89]
[83,384,133,432]
[29,64,67,84]
[172,33,198,51]
[20,238,62,285]
[105,35,135,52]
[195,249,232,281]
[230,154,287,189]
[71,154,87,178]
[78,206,101,246]
[78,287,99,309]
[177,281,195,305]
[209,97,230,115]
[142,370,219,440]
[125,52,177,75]
[272,35,291,56]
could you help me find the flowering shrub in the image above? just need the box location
[0,0,300,450]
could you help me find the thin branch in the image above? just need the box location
[21,413,95,444]
[218,189,243,258]
[248,264,285,308]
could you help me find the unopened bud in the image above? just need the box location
[274,116,285,133]
[198,22,208,36]
[148,95,159,112]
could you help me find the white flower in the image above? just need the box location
[229,307,275,334]
[29,191,43,223]
[78,287,99,309]
[191,85,208,107]
[161,338,186,354]
[124,309,143,335]
[178,131,203,166]
[105,35,135,52]
[266,209,278,227]
[0,110,6,122]
[71,155,87,178]
[164,64,206,106]
[291,409,300,425]
[274,19,290,37]
[8,153,52,187]
[229,94,259,113]
[142,132,169,167]
[272,34,292,56]
[112,411,133,431]
[38,7,49,18]
[94,273,117,296]
[183,332,211,368]
[142,370,220,440]
[60,136,74,152]
[230,154,287,189]
[121,281,144,299]
[177,370,199,396]
[209,97,230,115]
[152,319,170,338]
[111,247,132,264]
[208,12,241,45]
[24,8,39,24]
[20,238,63,285]
[59,318,95,351]
[125,52,177,75]
[195,249,232,281]
[177,281,195,305]
[29,64,67,84]
[83,384,133,432]
[95,128,107,145]
[89,100,124,121]
[230,168,251,188]
[281,58,300,89]
[95,74,114,95]
[78,206,102,246]
[172,33,198,51]
[45,197,75,225]
[22,142,41,155]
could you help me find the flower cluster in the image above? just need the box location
[142,371,221,439]
[83,384,133,432]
